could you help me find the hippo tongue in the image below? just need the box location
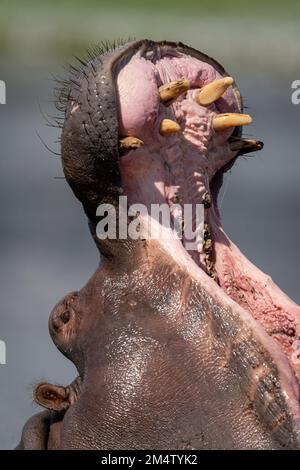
[117,44,300,415]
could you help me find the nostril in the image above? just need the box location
[49,304,80,362]
[61,309,71,324]
[48,292,81,358]
[51,308,72,331]
[50,292,79,333]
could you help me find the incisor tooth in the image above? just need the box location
[159,119,181,135]
[212,113,252,132]
[119,136,144,149]
[159,79,190,105]
[197,76,234,106]
[229,137,264,154]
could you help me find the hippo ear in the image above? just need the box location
[33,377,82,412]
[34,383,70,412]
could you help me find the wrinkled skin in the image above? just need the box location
[17,40,300,449]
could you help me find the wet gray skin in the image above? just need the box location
[17,40,300,450]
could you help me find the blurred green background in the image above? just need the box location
[0,0,299,74]
[0,0,300,449]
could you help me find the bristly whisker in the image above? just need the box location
[36,130,61,157]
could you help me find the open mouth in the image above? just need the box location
[116,42,300,392]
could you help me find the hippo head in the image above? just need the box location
[18,40,300,450]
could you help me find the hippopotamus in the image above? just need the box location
[17,40,300,450]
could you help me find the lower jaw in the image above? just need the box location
[120,156,300,389]
[208,202,300,382]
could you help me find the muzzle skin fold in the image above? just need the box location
[17,40,300,450]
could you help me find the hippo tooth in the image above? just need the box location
[212,113,252,132]
[119,136,144,149]
[229,137,264,154]
[196,76,234,106]
[159,119,181,135]
[159,79,190,106]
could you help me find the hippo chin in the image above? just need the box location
[17,40,300,450]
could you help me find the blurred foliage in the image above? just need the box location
[0,0,299,74]
[1,0,299,15]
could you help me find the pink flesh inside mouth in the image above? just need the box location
[116,49,300,389]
